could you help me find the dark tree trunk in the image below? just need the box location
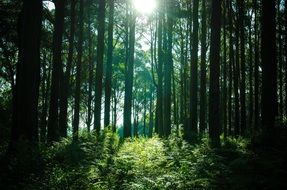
[228,0,234,136]
[12,0,42,144]
[238,0,246,135]
[94,0,106,132]
[87,1,93,132]
[248,14,254,131]
[104,0,114,128]
[149,85,154,137]
[254,0,260,129]
[47,0,65,143]
[261,0,277,133]
[72,0,84,141]
[277,0,283,120]
[234,5,240,136]
[40,55,52,143]
[163,0,173,137]
[223,0,227,139]
[156,5,164,137]
[123,7,135,138]
[199,0,207,136]
[209,0,221,148]
[59,0,76,138]
[189,0,199,141]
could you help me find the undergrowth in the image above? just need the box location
[0,129,286,190]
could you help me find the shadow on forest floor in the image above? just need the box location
[0,129,287,190]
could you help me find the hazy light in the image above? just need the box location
[132,0,156,15]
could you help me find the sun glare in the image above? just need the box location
[133,0,156,15]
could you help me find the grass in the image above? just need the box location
[0,129,286,190]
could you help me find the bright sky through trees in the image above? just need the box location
[132,0,156,14]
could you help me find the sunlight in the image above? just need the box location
[132,0,156,15]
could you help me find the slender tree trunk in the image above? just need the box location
[47,0,65,143]
[189,0,199,141]
[234,5,240,136]
[40,55,51,143]
[277,0,283,120]
[94,0,106,132]
[248,14,254,131]
[86,1,93,133]
[228,0,234,135]
[223,0,227,139]
[209,0,221,148]
[199,0,207,136]
[149,85,154,137]
[72,0,84,141]
[156,4,164,137]
[163,0,173,137]
[123,7,135,138]
[254,0,259,129]
[104,0,114,128]
[238,0,246,135]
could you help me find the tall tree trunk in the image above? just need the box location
[254,0,259,129]
[156,4,164,137]
[104,0,114,128]
[163,0,173,137]
[189,0,199,141]
[238,0,246,135]
[234,4,240,136]
[209,0,221,148]
[47,0,65,143]
[87,1,93,132]
[12,0,42,145]
[73,0,84,141]
[59,0,76,138]
[228,0,234,136]
[261,0,277,134]
[123,7,135,138]
[277,0,283,120]
[94,0,106,132]
[199,0,207,136]
[248,14,254,131]
[223,0,227,139]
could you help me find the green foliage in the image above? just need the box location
[1,131,286,190]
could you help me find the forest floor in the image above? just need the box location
[0,130,287,190]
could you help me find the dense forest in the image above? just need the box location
[0,0,287,189]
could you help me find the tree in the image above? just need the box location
[163,0,173,137]
[47,0,65,143]
[123,2,135,138]
[199,0,207,135]
[261,0,277,134]
[11,0,42,144]
[73,0,84,141]
[94,0,106,132]
[59,0,76,138]
[104,0,115,128]
[209,0,221,148]
[189,0,199,141]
